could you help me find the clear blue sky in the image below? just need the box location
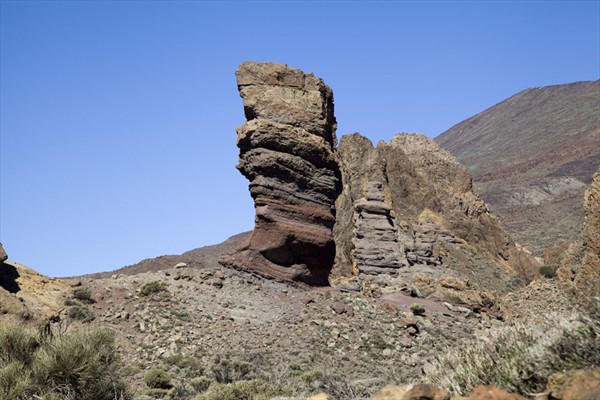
[1,1,598,277]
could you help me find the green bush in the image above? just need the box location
[67,304,95,322]
[190,376,212,393]
[539,265,557,279]
[410,303,426,316]
[72,286,93,302]
[144,368,172,389]
[195,379,289,400]
[425,300,600,396]
[140,281,169,298]
[0,324,130,400]
[163,354,204,377]
[210,356,253,384]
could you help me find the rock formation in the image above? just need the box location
[219,62,342,285]
[352,181,404,276]
[0,242,7,262]
[557,167,600,301]
[333,133,539,293]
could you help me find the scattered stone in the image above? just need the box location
[344,304,355,317]
[173,262,187,269]
[331,301,346,315]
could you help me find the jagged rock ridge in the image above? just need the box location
[219,62,342,285]
[333,133,539,293]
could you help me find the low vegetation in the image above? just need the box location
[424,299,600,396]
[140,280,169,298]
[0,323,130,400]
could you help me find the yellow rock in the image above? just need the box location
[371,384,412,400]
[307,393,332,400]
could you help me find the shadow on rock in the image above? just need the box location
[0,262,21,293]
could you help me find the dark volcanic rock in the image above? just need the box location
[220,62,342,285]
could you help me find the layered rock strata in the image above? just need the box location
[219,62,341,285]
[352,181,404,276]
[333,133,539,292]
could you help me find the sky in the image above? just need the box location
[1,1,598,277]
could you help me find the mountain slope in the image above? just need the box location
[435,80,600,255]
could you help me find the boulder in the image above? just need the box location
[219,62,342,285]
[0,242,7,262]
[467,386,527,400]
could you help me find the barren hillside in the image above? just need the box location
[435,80,600,255]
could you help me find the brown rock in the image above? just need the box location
[332,133,539,293]
[403,384,450,400]
[557,168,600,303]
[344,304,355,317]
[0,242,7,262]
[371,384,412,400]
[308,393,332,400]
[467,386,527,400]
[219,62,342,285]
[547,369,600,400]
[331,301,346,314]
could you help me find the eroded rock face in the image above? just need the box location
[219,62,341,285]
[333,133,539,293]
[558,168,600,301]
[0,242,7,262]
[353,181,404,276]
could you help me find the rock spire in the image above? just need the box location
[219,62,342,285]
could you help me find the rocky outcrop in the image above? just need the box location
[219,62,341,285]
[333,133,539,293]
[0,242,7,262]
[557,168,600,301]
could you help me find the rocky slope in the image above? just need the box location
[219,62,342,285]
[0,244,71,324]
[435,80,600,255]
[333,133,539,297]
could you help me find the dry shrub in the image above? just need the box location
[424,298,600,396]
[0,324,130,400]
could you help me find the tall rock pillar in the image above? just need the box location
[220,62,342,285]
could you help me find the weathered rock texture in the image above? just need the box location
[353,181,404,276]
[557,167,600,301]
[0,242,7,262]
[219,62,341,285]
[333,133,539,293]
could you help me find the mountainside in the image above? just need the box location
[435,80,600,256]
